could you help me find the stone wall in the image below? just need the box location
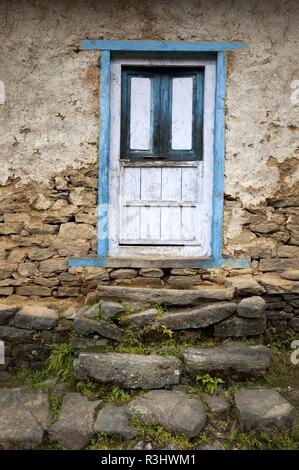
[0,0,298,304]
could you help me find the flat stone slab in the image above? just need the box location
[100,300,125,320]
[96,285,235,306]
[120,308,158,327]
[259,259,299,272]
[0,325,33,342]
[214,315,266,337]
[74,316,122,341]
[183,343,271,379]
[259,275,299,295]
[281,270,299,281]
[0,388,50,447]
[15,305,58,330]
[0,305,19,325]
[235,388,296,431]
[94,405,137,439]
[225,276,265,296]
[49,393,101,450]
[74,353,182,389]
[154,302,236,330]
[127,390,206,437]
[289,317,299,332]
[237,296,266,318]
[202,393,230,418]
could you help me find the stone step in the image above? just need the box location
[73,343,271,390]
[127,390,207,438]
[96,285,236,306]
[153,301,236,330]
[74,352,182,389]
[182,343,272,379]
[235,388,296,431]
[0,388,50,447]
[49,393,102,450]
[259,275,299,295]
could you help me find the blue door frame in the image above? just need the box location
[68,40,250,269]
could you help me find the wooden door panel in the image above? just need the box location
[161,167,181,201]
[121,165,201,245]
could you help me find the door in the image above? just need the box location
[109,59,216,257]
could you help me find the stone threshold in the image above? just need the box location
[68,256,251,269]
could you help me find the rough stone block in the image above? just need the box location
[214,315,266,337]
[202,394,230,418]
[127,390,206,437]
[139,268,164,278]
[225,276,265,296]
[59,222,95,240]
[250,222,279,234]
[289,317,299,332]
[49,393,101,450]
[167,275,203,288]
[120,308,158,327]
[260,275,299,294]
[0,223,23,235]
[237,296,266,318]
[15,305,58,330]
[100,300,125,320]
[39,258,67,274]
[74,316,122,341]
[281,270,299,281]
[96,286,236,306]
[0,388,50,447]
[154,302,236,330]
[110,269,138,279]
[183,343,271,379]
[94,405,137,439]
[235,388,296,431]
[74,352,182,389]
[15,286,52,297]
[0,305,18,325]
[277,245,299,258]
[259,258,299,272]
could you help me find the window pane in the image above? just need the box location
[130,77,151,150]
[171,77,193,150]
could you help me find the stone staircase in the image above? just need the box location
[0,279,298,449]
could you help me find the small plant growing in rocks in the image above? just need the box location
[195,374,224,395]
[130,417,191,449]
[46,343,73,382]
[49,394,63,423]
[106,385,132,405]
[153,302,167,318]
[159,324,174,338]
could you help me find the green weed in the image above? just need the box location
[227,424,299,450]
[49,394,63,422]
[130,417,191,449]
[195,374,224,395]
[46,343,73,382]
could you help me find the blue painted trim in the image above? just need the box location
[97,50,111,256]
[211,52,226,262]
[74,41,250,269]
[81,39,246,52]
[68,257,251,269]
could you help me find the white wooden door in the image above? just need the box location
[120,163,202,246]
[109,58,216,258]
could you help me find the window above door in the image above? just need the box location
[121,67,204,161]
